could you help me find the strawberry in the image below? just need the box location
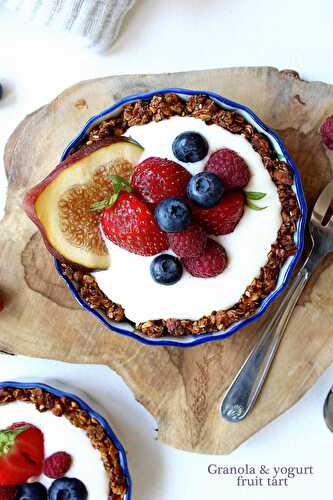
[192,190,245,235]
[132,157,191,205]
[0,486,17,500]
[205,148,250,190]
[168,223,207,257]
[182,238,227,278]
[101,192,169,256]
[44,451,72,479]
[0,424,44,486]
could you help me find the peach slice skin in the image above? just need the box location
[23,137,144,270]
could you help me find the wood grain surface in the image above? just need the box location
[1,67,333,454]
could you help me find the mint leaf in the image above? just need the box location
[108,175,132,194]
[277,152,285,161]
[245,191,266,200]
[90,175,132,211]
[246,200,267,211]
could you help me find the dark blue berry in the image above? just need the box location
[155,197,192,232]
[150,254,183,285]
[0,83,3,100]
[187,172,224,207]
[172,132,209,163]
[16,482,47,500]
[48,478,87,500]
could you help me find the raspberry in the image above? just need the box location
[43,452,72,479]
[192,190,245,236]
[182,238,227,278]
[320,115,333,149]
[168,223,207,257]
[132,157,191,205]
[205,148,250,190]
[0,486,17,500]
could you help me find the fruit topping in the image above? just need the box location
[100,191,168,256]
[0,295,3,313]
[182,238,227,278]
[187,172,224,207]
[150,254,183,285]
[44,451,72,479]
[192,190,245,235]
[16,482,47,500]
[0,83,3,100]
[172,131,209,163]
[48,478,88,500]
[132,157,191,204]
[155,197,192,232]
[320,115,333,149]
[0,424,44,486]
[205,148,250,190]
[23,137,143,270]
[0,486,17,500]
[168,223,207,258]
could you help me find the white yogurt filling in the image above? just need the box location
[0,401,109,498]
[93,116,282,323]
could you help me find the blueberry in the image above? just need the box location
[187,172,224,207]
[172,132,209,163]
[150,254,183,285]
[155,197,192,232]
[16,482,47,500]
[48,478,87,500]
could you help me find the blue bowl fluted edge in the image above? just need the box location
[55,87,307,348]
[0,381,132,499]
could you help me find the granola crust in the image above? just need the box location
[0,386,127,500]
[62,93,300,338]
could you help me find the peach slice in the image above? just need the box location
[23,137,144,270]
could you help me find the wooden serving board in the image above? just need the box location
[1,67,333,454]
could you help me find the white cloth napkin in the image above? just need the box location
[0,0,136,50]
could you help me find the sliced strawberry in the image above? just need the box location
[132,157,191,205]
[168,223,207,258]
[192,190,245,235]
[182,238,227,278]
[205,148,250,190]
[101,192,169,256]
[0,424,44,486]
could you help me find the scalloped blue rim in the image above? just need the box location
[0,381,132,499]
[55,87,307,348]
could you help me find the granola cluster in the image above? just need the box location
[66,93,300,337]
[0,386,127,500]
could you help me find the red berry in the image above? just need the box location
[7,422,30,430]
[44,451,72,479]
[0,424,44,486]
[0,486,17,500]
[0,295,4,312]
[168,224,207,257]
[182,239,227,278]
[132,157,191,205]
[192,190,245,236]
[101,192,168,256]
[205,148,250,190]
[320,115,333,149]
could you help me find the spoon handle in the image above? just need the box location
[221,264,312,422]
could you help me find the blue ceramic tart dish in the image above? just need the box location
[55,88,307,348]
[0,380,132,499]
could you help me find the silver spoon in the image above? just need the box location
[221,180,333,422]
[323,388,333,432]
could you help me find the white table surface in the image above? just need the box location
[0,1,332,499]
